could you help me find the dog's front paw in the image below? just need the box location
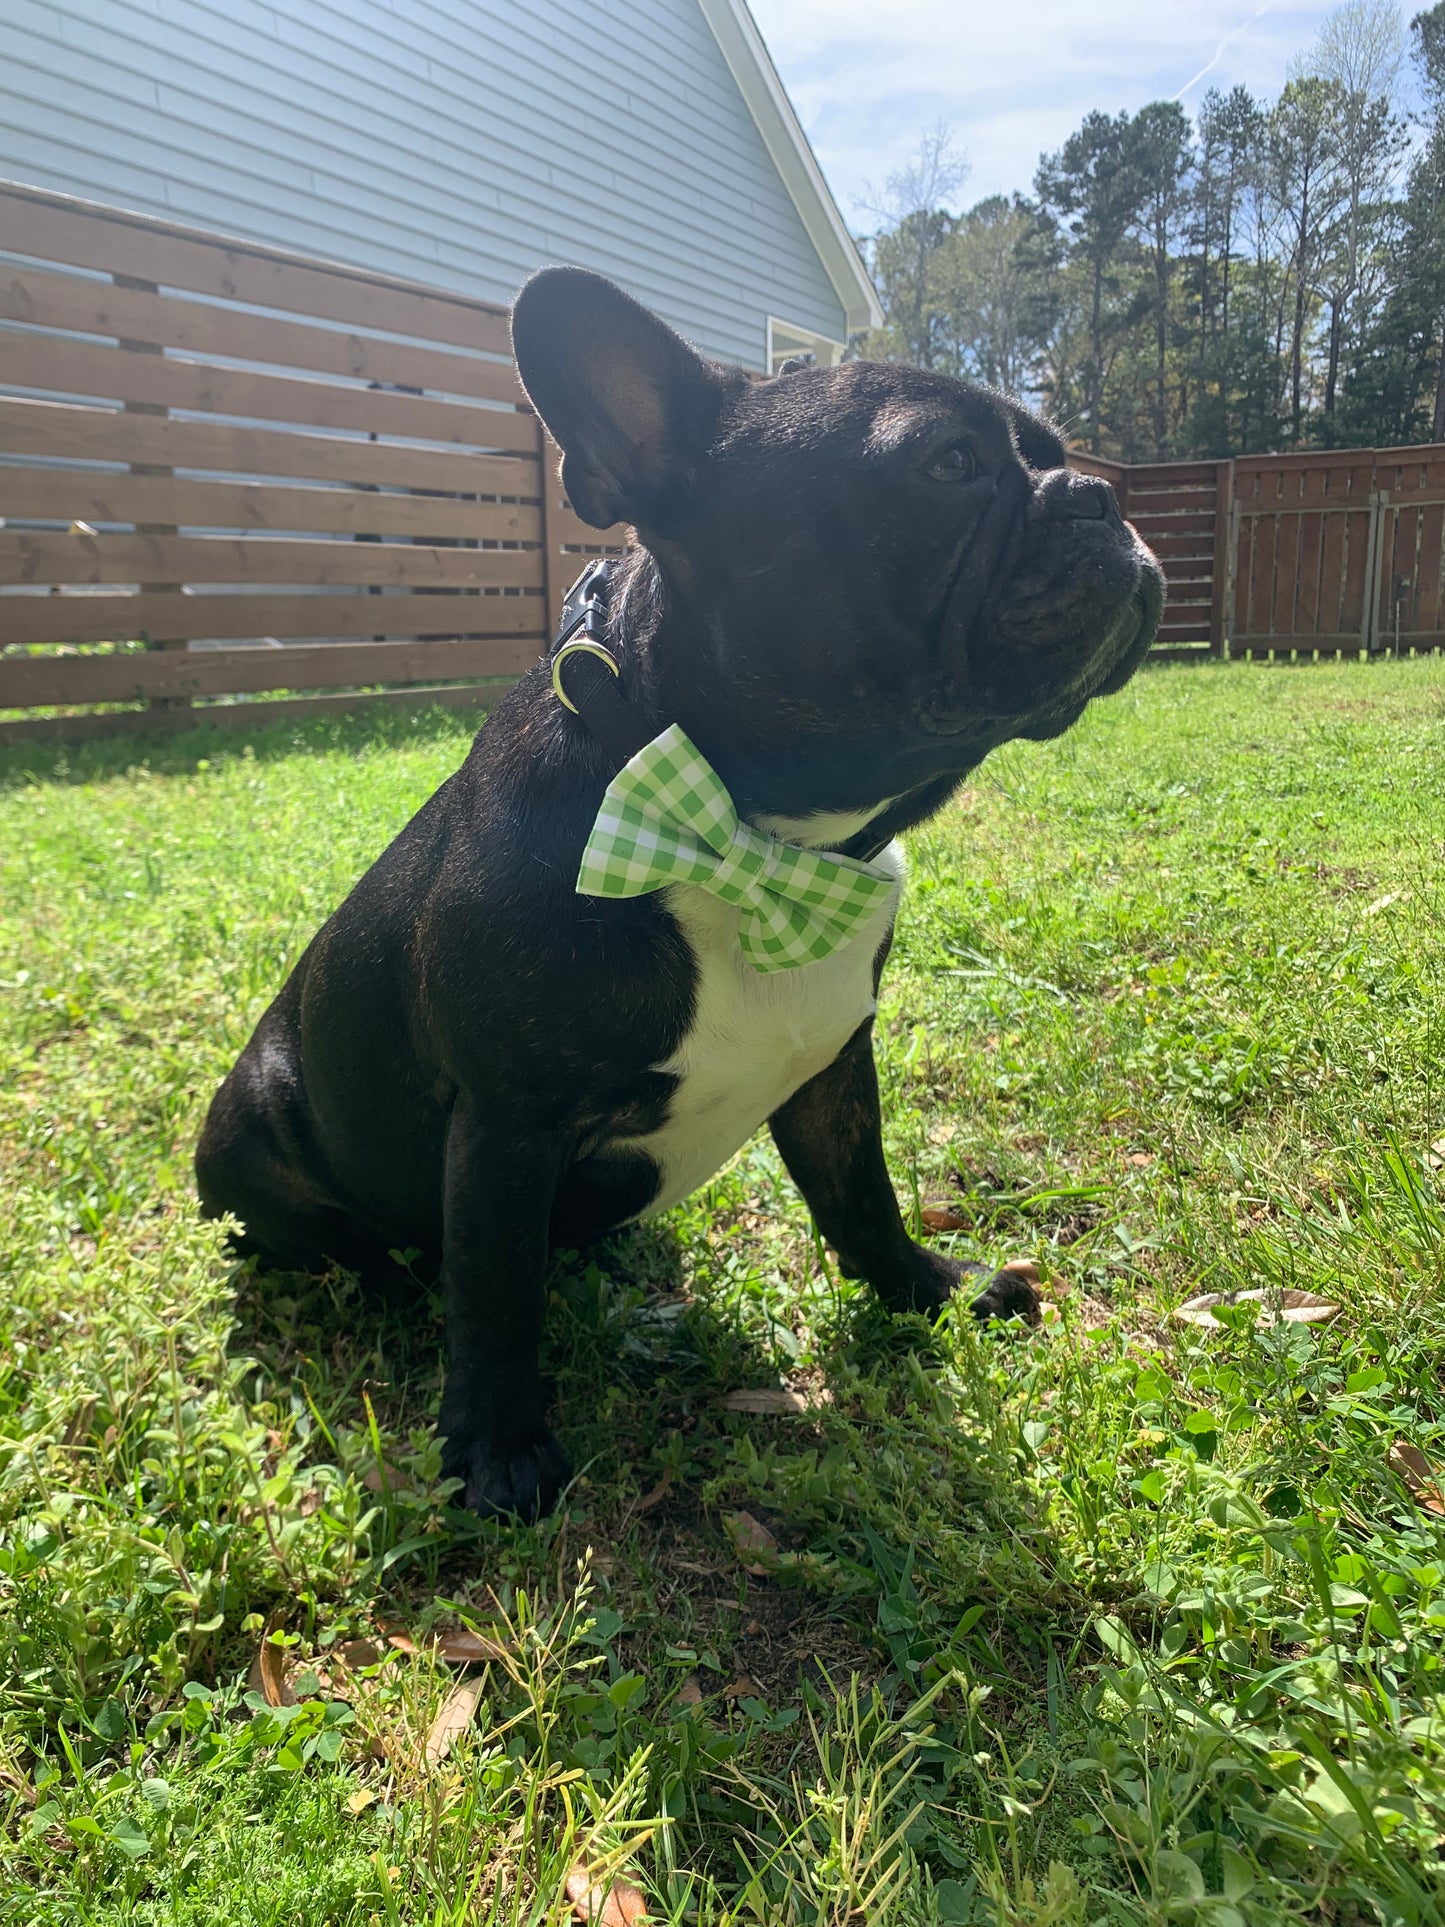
[878,1244,971,1318]
[964,1258,1042,1326]
[445,1425,570,1521]
[879,1249,1041,1326]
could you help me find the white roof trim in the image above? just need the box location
[697,0,884,337]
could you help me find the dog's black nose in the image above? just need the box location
[1033,470,1121,525]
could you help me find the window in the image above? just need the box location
[766,317,846,374]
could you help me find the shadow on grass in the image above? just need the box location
[224,1209,1074,1726]
[0,695,494,790]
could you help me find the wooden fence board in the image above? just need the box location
[1233,515,1253,638]
[1123,487,1216,515]
[0,469,539,543]
[0,636,541,706]
[0,682,499,747]
[1274,513,1301,635]
[1127,512,1216,540]
[1208,460,1233,648]
[1139,532,1216,561]
[1297,511,1323,634]
[1388,504,1421,636]
[0,398,540,496]
[0,265,522,403]
[1318,508,1347,635]
[1340,508,1371,636]
[0,183,513,355]
[1,531,540,589]
[1418,503,1444,631]
[1125,463,1218,486]
[1249,517,1278,635]
[5,335,537,452]
[0,592,544,647]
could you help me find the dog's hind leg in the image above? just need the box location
[769,1018,1040,1325]
[196,1023,387,1281]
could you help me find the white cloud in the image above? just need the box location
[748,0,1348,220]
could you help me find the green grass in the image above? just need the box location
[0,658,1442,1925]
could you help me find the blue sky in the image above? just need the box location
[749,1,1385,223]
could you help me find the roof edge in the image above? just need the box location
[696,0,883,336]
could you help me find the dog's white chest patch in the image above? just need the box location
[620,841,905,1219]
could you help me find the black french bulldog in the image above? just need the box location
[197,268,1164,1520]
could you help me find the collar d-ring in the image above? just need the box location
[551,637,620,713]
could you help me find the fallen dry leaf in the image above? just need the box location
[1127,1151,1154,1168]
[921,1204,969,1232]
[423,1675,484,1768]
[335,1638,384,1671]
[1427,1137,1445,1172]
[722,1674,763,1700]
[345,1787,377,1815]
[432,1625,509,1665]
[723,1510,779,1576]
[1389,1441,1445,1515]
[1173,1288,1338,1331]
[362,1461,408,1493]
[256,1632,297,1709]
[676,1675,704,1707]
[721,1387,809,1415]
[380,1619,509,1665]
[631,1468,674,1515]
[565,1865,650,1925]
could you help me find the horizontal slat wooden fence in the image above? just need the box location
[1073,455,1232,659]
[0,180,626,744]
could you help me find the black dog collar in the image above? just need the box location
[549,561,656,767]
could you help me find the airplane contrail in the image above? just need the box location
[1175,0,1282,99]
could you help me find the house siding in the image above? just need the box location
[0,0,847,368]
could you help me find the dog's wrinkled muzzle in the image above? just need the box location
[926,466,1165,733]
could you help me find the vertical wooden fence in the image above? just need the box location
[1081,445,1445,661]
[1231,447,1445,656]
[0,180,625,745]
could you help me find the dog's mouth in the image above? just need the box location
[920,539,1166,740]
[1017,575,1164,738]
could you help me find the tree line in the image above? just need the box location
[859,0,1445,460]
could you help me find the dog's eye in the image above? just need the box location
[926,444,977,483]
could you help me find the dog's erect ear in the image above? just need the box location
[511,267,736,531]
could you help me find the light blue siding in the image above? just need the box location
[0,0,847,367]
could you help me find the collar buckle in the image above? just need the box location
[550,559,620,714]
[553,559,613,652]
[547,557,657,765]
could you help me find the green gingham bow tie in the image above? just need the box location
[576,723,898,972]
